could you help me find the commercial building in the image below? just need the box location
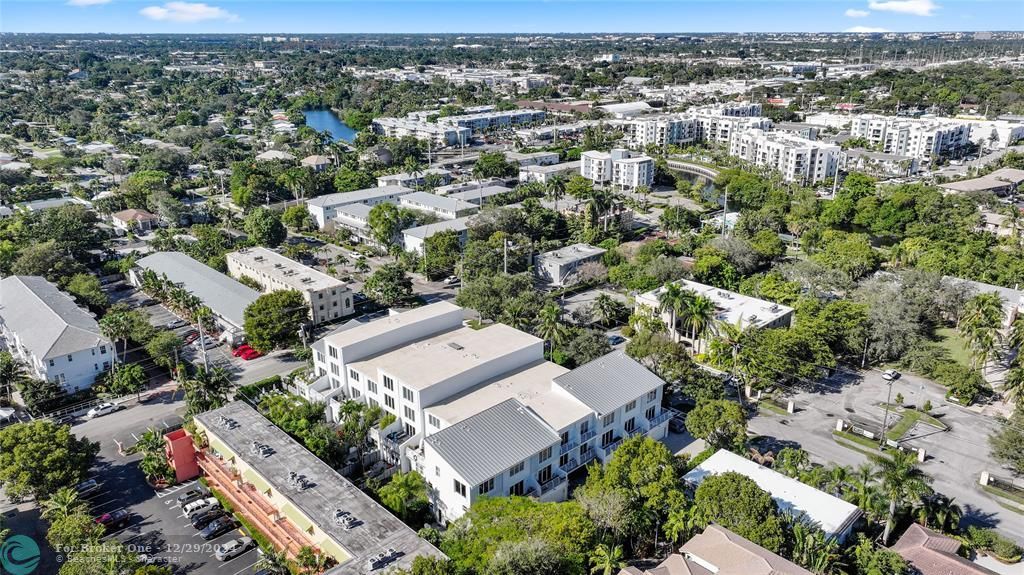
[226,247,353,325]
[131,252,259,344]
[376,168,452,189]
[519,160,582,185]
[534,243,607,286]
[305,186,414,229]
[370,117,471,148]
[401,216,474,255]
[581,149,655,191]
[193,402,445,573]
[636,279,794,351]
[0,276,114,393]
[620,525,813,575]
[305,302,672,523]
[399,191,479,220]
[684,450,862,542]
[729,129,840,185]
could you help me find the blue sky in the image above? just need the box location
[1,0,1020,34]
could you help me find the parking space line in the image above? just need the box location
[231,560,259,575]
[121,529,156,544]
[156,480,195,498]
[220,549,255,565]
[102,520,139,541]
[91,499,122,511]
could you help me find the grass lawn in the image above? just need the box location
[935,327,972,369]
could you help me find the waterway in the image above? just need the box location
[302,108,357,143]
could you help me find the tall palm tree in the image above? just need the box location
[960,292,1005,374]
[872,450,932,544]
[0,352,27,403]
[682,295,716,355]
[711,317,746,407]
[589,543,625,575]
[254,549,291,575]
[99,311,133,363]
[1002,364,1024,406]
[500,300,532,331]
[1009,316,1024,351]
[535,303,570,356]
[41,487,87,522]
[593,293,623,328]
[183,367,233,416]
[915,494,962,534]
[379,471,428,522]
[658,283,690,343]
[546,175,566,212]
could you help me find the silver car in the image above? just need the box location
[214,537,254,561]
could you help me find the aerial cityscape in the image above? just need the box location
[1,1,1024,575]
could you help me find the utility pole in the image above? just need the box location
[197,319,210,372]
[879,379,894,448]
[721,185,729,239]
[503,239,509,274]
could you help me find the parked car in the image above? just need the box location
[214,537,254,561]
[176,488,207,508]
[669,416,687,434]
[200,516,238,540]
[232,344,252,358]
[193,337,219,350]
[138,298,157,306]
[95,509,131,529]
[166,319,187,329]
[183,496,220,517]
[87,402,122,418]
[607,335,626,346]
[240,348,263,360]
[882,369,901,381]
[443,275,460,285]
[190,509,226,530]
[75,479,100,496]
[182,330,200,344]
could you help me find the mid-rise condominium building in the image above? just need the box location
[437,109,546,132]
[304,302,672,523]
[226,247,353,325]
[581,148,655,190]
[730,128,840,185]
[0,276,114,392]
[371,117,471,148]
[848,114,972,161]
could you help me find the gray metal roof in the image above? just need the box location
[400,191,477,213]
[553,350,666,416]
[424,398,559,486]
[196,402,444,574]
[136,252,258,329]
[402,215,473,240]
[0,276,110,359]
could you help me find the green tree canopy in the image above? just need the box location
[0,420,99,501]
[364,263,414,307]
[692,471,786,553]
[244,206,287,247]
[243,290,308,352]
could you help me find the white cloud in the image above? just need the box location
[845,8,871,17]
[140,2,238,23]
[845,26,891,33]
[67,0,111,6]
[867,0,938,16]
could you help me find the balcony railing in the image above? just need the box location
[559,440,578,455]
[559,450,596,474]
[539,475,565,494]
[579,430,597,443]
[647,410,673,427]
[601,437,624,457]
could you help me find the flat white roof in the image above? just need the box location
[306,186,414,208]
[322,301,462,352]
[684,450,862,538]
[226,247,347,292]
[536,243,606,265]
[425,360,590,431]
[347,324,541,392]
[638,278,793,329]
[400,191,477,213]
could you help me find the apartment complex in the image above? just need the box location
[636,279,794,351]
[0,276,114,392]
[226,247,353,325]
[581,149,655,191]
[305,186,414,229]
[398,191,479,220]
[534,243,607,286]
[377,168,452,189]
[438,109,545,132]
[847,114,972,160]
[518,160,582,184]
[306,302,672,522]
[401,216,474,255]
[370,117,471,148]
[503,150,560,167]
[193,402,445,573]
[618,115,699,149]
[730,128,840,184]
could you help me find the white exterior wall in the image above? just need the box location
[226,256,353,324]
[1,323,113,393]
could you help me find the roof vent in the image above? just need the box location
[447,342,464,351]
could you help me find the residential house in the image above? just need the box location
[533,243,607,286]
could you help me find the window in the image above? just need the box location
[67,355,73,362]
[454,479,467,498]
[316,352,323,362]
[539,446,552,461]
[384,395,395,409]
[625,400,636,412]
[328,346,338,359]
[428,414,440,428]
[345,298,351,308]
[94,363,98,371]
[368,398,379,409]
[330,364,339,376]
[402,387,414,402]
[508,481,524,496]
[478,477,494,495]
[435,466,440,477]
[560,431,569,446]
[601,430,614,447]
[580,421,590,435]
[624,418,636,433]
[559,453,569,467]
[49,359,55,367]
[349,370,360,382]
[602,413,615,427]
[319,305,324,311]
[351,389,361,398]
[404,406,416,421]
[647,390,657,402]
[91,349,95,356]
[509,461,525,476]
[318,293,323,300]
[645,406,656,420]
[537,465,552,485]
[367,380,377,394]
[580,443,590,456]
[100,345,106,354]
[383,376,394,391]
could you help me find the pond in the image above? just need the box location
[302,108,357,143]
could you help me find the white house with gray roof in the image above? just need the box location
[306,302,671,523]
[398,191,478,220]
[0,276,114,392]
[305,186,414,229]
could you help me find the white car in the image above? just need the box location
[215,537,254,561]
[881,369,901,381]
[86,402,121,418]
[443,275,460,285]
[183,497,220,517]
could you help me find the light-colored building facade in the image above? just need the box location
[226,247,353,325]
[504,150,560,167]
[730,129,840,185]
[581,149,655,191]
[371,117,471,148]
[439,109,545,132]
[401,216,474,255]
[849,114,972,161]
[377,169,452,189]
[618,115,700,149]
[518,161,583,185]
[305,186,414,229]
[621,525,814,575]
[841,148,920,178]
[534,243,607,286]
[399,191,479,220]
[0,276,114,393]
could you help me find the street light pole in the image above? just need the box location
[879,379,894,448]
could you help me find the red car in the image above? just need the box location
[232,344,252,357]
[240,348,263,360]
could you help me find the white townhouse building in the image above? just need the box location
[519,161,583,185]
[305,302,672,523]
[401,216,475,255]
[581,149,654,191]
[226,247,353,325]
[636,279,794,352]
[504,151,560,167]
[730,128,840,185]
[398,191,479,220]
[0,276,114,392]
[534,243,607,286]
[305,186,414,229]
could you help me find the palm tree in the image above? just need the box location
[1008,315,1024,351]
[790,522,843,574]
[135,427,165,458]
[1002,364,1024,406]
[843,463,883,524]
[872,450,932,544]
[589,543,625,575]
[254,549,291,575]
[546,176,566,212]
[99,311,133,363]
[959,292,1005,374]
[183,367,233,415]
[378,471,428,522]
[0,352,27,403]
[682,295,716,355]
[593,293,623,328]
[915,494,962,534]
[535,303,570,356]
[296,546,330,574]
[711,317,746,406]
[42,487,87,522]
[500,300,532,331]
[657,283,691,343]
